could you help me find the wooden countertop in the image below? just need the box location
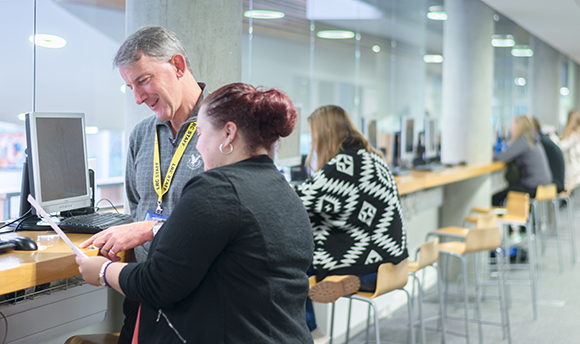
[395,161,506,195]
[0,231,129,295]
[0,162,505,295]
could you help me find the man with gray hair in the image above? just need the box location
[80,25,207,342]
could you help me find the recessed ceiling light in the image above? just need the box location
[18,113,28,122]
[316,30,355,39]
[244,10,285,19]
[29,34,67,49]
[561,87,570,96]
[423,54,443,63]
[511,45,533,57]
[120,84,127,94]
[491,34,515,47]
[372,45,381,53]
[515,77,526,86]
[427,7,447,21]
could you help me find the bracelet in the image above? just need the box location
[98,261,114,287]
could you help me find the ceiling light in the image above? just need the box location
[18,113,27,122]
[243,10,285,19]
[86,126,99,135]
[515,77,526,86]
[561,87,570,96]
[493,14,500,21]
[423,54,443,63]
[120,84,127,94]
[316,30,355,39]
[427,7,447,21]
[491,34,515,47]
[29,34,67,49]
[372,45,381,53]
[511,45,533,57]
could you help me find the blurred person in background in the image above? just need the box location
[559,109,580,191]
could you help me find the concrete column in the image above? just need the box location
[440,0,494,226]
[566,61,580,129]
[441,0,494,165]
[529,36,560,128]
[576,62,580,113]
[573,62,580,114]
[124,0,243,132]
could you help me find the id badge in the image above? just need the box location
[145,209,169,222]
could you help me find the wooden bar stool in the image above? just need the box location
[495,191,538,320]
[436,227,511,344]
[65,333,119,344]
[408,238,446,344]
[439,212,498,239]
[532,184,564,272]
[557,189,577,266]
[325,259,415,344]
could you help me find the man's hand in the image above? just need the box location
[79,220,157,261]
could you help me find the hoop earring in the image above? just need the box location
[219,143,233,155]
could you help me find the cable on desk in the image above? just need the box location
[94,198,124,214]
[0,208,32,232]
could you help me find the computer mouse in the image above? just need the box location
[11,236,38,251]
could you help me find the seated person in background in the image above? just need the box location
[559,110,580,191]
[76,83,315,344]
[296,105,408,334]
[532,117,565,192]
[493,115,552,205]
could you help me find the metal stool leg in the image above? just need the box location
[552,197,564,273]
[495,247,512,344]
[409,272,426,344]
[434,263,447,344]
[345,298,353,343]
[568,195,577,266]
[329,302,336,344]
[473,252,484,344]
[526,219,538,320]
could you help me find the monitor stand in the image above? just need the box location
[390,161,412,176]
[11,215,51,231]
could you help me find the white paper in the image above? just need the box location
[27,194,88,258]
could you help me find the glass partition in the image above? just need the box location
[243,0,440,168]
[0,0,126,218]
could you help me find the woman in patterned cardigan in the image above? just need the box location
[296,105,408,334]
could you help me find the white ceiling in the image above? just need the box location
[482,0,580,64]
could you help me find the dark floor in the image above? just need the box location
[347,203,580,344]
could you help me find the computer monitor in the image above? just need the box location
[424,117,438,160]
[399,116,415,164]
[390,131,399,166]
[19,112,92,216]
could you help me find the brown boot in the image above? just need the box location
[309,275,361,303]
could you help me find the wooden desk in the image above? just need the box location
[0,231,129,295]
[395,161,506,195]
[0,164,505,296]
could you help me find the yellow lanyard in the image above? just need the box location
[153,122,197,214]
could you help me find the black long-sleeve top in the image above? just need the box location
[296,148,408,280]
[539,133,566,192]
[119,155,314,343]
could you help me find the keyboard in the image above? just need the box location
[413,163,447,171]
[0,239,16,254]
[59,212,133,234]
[390,166,411,176]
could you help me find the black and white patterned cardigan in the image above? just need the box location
[297,148,408,280]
